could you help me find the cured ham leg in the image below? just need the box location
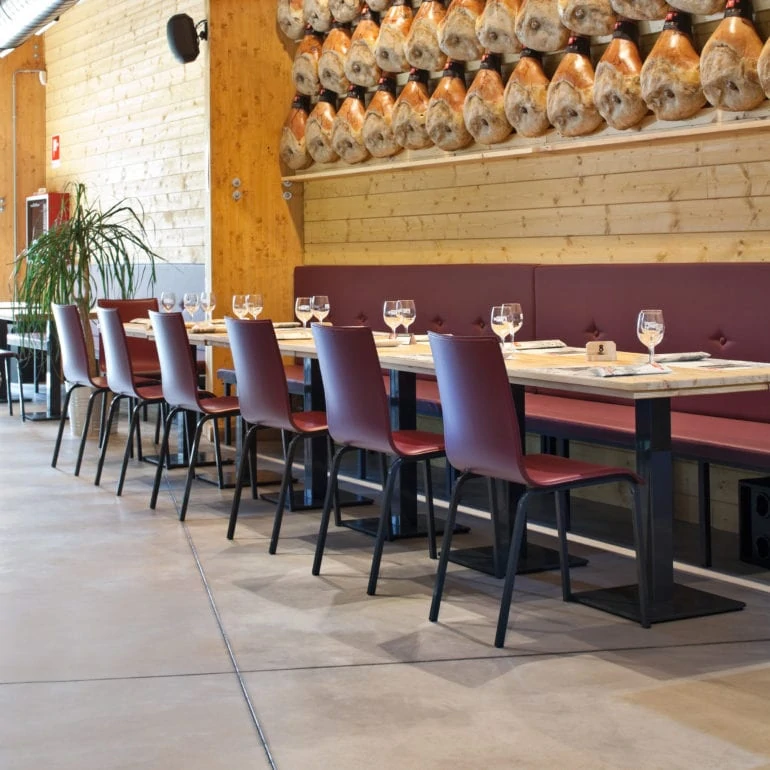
[363,76,402,157]
[476,0,523,54]
[503,48,551,137]
[547,35,604,136]
[345,6,382,87]
[280,94,313,170]
[438,0,485,62]
[515,0,570,54]
[319,22,353,95]
[277,0,305,40]
[368,0,393,9]
[609,0,670,21]
[292,27,325,97]
[558,0,616,37]
[304,0,333,32]
[406,1,448,72]
[759,37,770,99]
[594,20,648,129]
[701,0,764,112]
[393,68,434,149]
[332,85,371,163]
[306,89,340,163]
[375,0,414,73]
[329,0,363,22]
[463,53,513,145]
[640,11,706,121]
[427,60,473,150]
[667,0,722,15]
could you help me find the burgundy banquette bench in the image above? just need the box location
[294,262,770,566]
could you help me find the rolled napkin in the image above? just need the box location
[592,363,672,377]
[189,322,221,333]
[274,328,314,339]
[273,321,302,328]
[129,317,152,327]
[374,337,400,347]
[653,352,711,363]
[515,339,567,350]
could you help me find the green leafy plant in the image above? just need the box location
[12,182,161,372]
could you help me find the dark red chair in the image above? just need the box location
[225,318,329,544]
[148,310,240,521]
[94,307,166,495]
[428,332,649,647]
[51,303,111,475]
[311,325,445,595]
[0,348,25,419]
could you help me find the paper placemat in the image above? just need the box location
[654,352,710,363]
[672,359,763,370]
[274,329,314,340]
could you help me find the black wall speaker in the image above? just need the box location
[167,13,200,63]
[739,477,770,568]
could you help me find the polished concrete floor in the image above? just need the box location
[2,409,770,769]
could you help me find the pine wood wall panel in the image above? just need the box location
[43,0,207,266]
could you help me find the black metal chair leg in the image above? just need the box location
[554,490,572,601]
[268,433,304,553]
[312,447,350,576]
[495,492,531,648]
[117,402,145,497]
[16,357,25,421]
[179,416,208,521]
[94,394,124,486]
[698,460,712,568]
[74,388,102,477]
[329,435,342,526]
[150,407,180,509]
[488,478,504,578]
[429,471,473,623]
[227,425,257,540]
[4,358,12,416]
[424,459,437,559]
[367,458,402,596]
[52,385,77,468]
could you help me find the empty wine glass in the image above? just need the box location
[491,304,513,358]
[246,293,264,319]
[232,294,249,319]
[182,291,199,322]
[637,309,665,364]
[503,302,523,354]
[295,296,313,328]
[397,299,416,340]
[199,291,216,321]
[383,300,400,339]
[311,295,330,324]
[160,291,177,313]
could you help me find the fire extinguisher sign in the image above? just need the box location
[51,135,61,168]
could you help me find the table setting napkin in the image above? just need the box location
[591,363,673,377]
[189,322,225,333]
[653,352,711,363]
[374,337,400,348]
[274,328,314,340]
[515,339,568,350]
[128,317,152,327]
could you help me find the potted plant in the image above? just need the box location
[12,181,161,373]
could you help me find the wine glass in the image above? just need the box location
[503,302,523,354]
[396,299,416,340]
[246,293,264,319]
[383,300,400,339]
[182,291,199,322]
[491,304,513,357]
[199,291,216,321]
[637,309,665,364]
[232,294,249,319]
[160,291,177,313]
[295,296,313,328]
[311,295,330,324]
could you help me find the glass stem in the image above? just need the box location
[649,345,655,364]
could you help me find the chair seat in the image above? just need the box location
[391,429,445,458]
[91,375,110,389]
[199,395,240,416]
[291,410,328,433]
[0,348,18,358]
[134,384,165,401]
[524,454,643,488]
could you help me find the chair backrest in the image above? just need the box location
[225,318,295,430]
[96,307,137,396]
[148,310,202,411]
[429,332,529,485]
[96,298,160,376]
[51,303,95,387]
[312,325,394,454]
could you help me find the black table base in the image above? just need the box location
[143,451,226,471]
[448,544,588,578]
[340,513,469,541]
[260,487,373,512]
[196,468,283,489]
[572,583,745,625]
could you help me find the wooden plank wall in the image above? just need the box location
[0,39,47,300]
[43,0,207,266]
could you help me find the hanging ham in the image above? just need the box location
[304,0,334,32]
[759,37,770,100]
[558,0,616,37]
[277,0,306,40]
[594,20,648,130]
[640,11,706,121]
[476,0,523,54]
[332,85,371,163]
[368,0,394,9]
[700,0,764,112]
[345,6,382,87]
[547,35,604,136]
[503,48,551,136]
[393,68,434,149]
[667,0,722,15]
[427,60,474,150]
[306,89,340,163]
[609,0,670,21]
[319,21,353,95]
[438,0,486,62]
[406,1,449,72]
[329,0,363,22]
[280,94,313,170]
[363,76,403,157]
[375,0,414,73]
[292,27,325,97]
[515,0,570,53]
[463,53,513,144]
